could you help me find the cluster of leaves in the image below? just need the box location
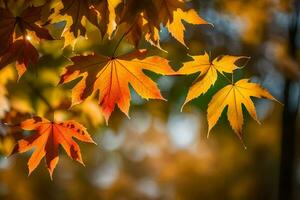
[0,0,278,178]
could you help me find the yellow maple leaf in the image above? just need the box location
[95,0,122,37]
[207,79,278,140]
[50,0,121,48]
[167,8,208,47]
[116,0,209,48]
[178,52,248,109]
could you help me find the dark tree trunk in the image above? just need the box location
[279,80,298,200]
[278,1,300,200]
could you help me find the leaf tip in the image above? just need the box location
[180,106,184,112]
[48,170,54,180]
[236,132,247,150]
[274,98,283,106]
[208,22,214,27]
[206,131,210,139]
[180,101,188,112]
[124,112,131,120]
[256,119,262,125]
[104,117,109,126]
[28,168,33,177]
[78,159,85,167]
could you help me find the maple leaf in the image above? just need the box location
[59,49,175,122]
[59,0,100,37]
[117,0,208,48]
[166,8,208,47]
[0,7,15,55]
[179,52,248,109]
[0,5,53,78]
[0,39,39,79]
[11,116,96,178]
[207,79,278,140]
[0,6,53,54]
[115,0,159,47]
[93,0,122,37]
[154,0,208,46]
[51,0,120,48]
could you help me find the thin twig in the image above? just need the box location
[25,80,53,112]
[112,32,128,57]
[218,72,232,84]
[112,20,137,57]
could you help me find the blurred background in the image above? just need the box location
[1,0,300,199]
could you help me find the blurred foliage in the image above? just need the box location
[0,0,299,199]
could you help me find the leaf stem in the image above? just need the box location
[112,31,127,57]
[112,20,136,57]
[26,81,54,120]
[218,72,232,84]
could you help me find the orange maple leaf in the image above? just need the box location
[59,50,175,122]
[11,117,96,178]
